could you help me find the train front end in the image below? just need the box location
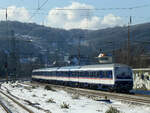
[113,66,133,92]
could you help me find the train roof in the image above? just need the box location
[32,63,129,72]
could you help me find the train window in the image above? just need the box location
[52,72,55,76]
[49,72,51,76]
[56,71,59,76]
[78,71,81,77]
[44,72,47,76]
[95,71,99,78]
[72,71,75,77]
[54,71,56,76]
[97,71,102,78]
[100,71,112,79]
[64,71,67,77]
[48,72,51,76]
[93,71,97,78]
[73,71,75,77]
[89,71,95,77]
[81,71,84,77]
[65,71,68,77]
[65,72,67,77]
[78,71,80,76]
[101,71,105,78]
[75,71,78,77]
[84,71,89,77]
[43,72,45,76]
[59,71,62,76]
[107,71,112,78]
[74,71,77,77]
[40,72,42,75]
[32,72,35,75]
[115,67,132,79]
[79,71,82,77]
[71,71,74,77]
[60,71,63,76]
[61,71,63,76]
[52,71,54,76]
[70,71,72,77]
[62,71,64,76]
[89,71,92,77]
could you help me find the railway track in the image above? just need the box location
[0,89,34,113]
[0,100,12,113]
[25,81,150,106]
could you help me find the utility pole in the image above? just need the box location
[5,8,8,81]
[11,30,17,80]
[78,36,81,65]
[127,16,132,65]
[38,0,40,9]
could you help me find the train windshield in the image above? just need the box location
[115,67,132,79]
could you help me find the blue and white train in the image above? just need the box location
[32,64,133,92]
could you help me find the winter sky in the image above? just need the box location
[0,0,150,30]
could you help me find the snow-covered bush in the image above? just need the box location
[43,94,47,96]
[46,98,56,103]
[44,85,55,91]
[32,86,36,89]
[105,106,120,113]
[60,102,70,109]
[32,94,36,97]
[71,94,80,99]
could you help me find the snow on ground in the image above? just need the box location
[1,81,150,113]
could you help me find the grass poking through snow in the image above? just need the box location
[105,106,120,113]
[60,102,70,109]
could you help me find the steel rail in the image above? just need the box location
[0,90,34,113]
[0,101,12,113]
[27,81,150,106]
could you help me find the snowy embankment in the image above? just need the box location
[133,69,150,90]
[1,81,150,113]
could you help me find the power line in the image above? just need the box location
[51,4,150,11]
[0,3,150,11]
[27,0,48,21]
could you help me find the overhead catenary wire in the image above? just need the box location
[0,2,150,31]
[0,2,150,11]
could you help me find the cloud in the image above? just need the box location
[0,6,30,22]
[47,2,123,30]
[101,14,122,28]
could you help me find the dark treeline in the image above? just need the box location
[0,21,150,78]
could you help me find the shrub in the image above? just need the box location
[44,85,55,91]
[32,94,36,97]
[105,106,120,113]
[32,86,36,89]
[24,87,32,90]
[71,94,80,99]
[60,102,70,109]
[45,110,52,113]
[43,94,47,96]
[46,98,56,103]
